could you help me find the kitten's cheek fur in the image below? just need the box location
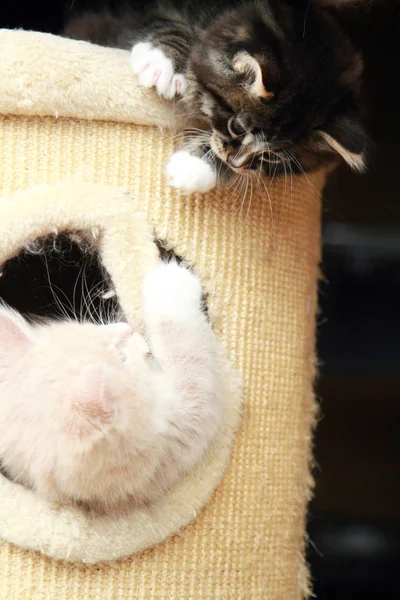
[166,151,217,194]
[131,42,186,100]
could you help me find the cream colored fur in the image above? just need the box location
[0,29,184,127]
[0,182,242,563]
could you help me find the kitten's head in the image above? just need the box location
[0,311,148,442]
[0,307,153,506]
[188,0,366,177]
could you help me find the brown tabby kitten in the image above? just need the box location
[65,0,367,194]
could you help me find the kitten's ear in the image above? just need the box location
[233,52,274,99]
[319,115,367,172]
[67,364,115,440]
[0,307,32,366]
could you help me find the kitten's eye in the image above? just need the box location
[228,117,246,138]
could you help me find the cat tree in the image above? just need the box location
[0,29,324,600]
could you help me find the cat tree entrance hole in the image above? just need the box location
[0,233,182,322]
[0,232,119,321]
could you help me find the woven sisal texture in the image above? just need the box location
[0,114,323,599]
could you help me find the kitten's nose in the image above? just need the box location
[227,138,242,151]
[225,141,241,163]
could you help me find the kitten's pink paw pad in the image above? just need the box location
[166,151,217,194]
[131,42,186,100]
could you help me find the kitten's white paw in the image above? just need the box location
[166,151,217,194]
[143,261,202,319]
[131,42,186,100]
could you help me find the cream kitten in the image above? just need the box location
[0,261,222,514]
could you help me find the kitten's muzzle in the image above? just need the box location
[226,152,254,170]
[210,132,255,171]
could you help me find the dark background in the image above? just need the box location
[310,3,400,599]
[0,1,399,597]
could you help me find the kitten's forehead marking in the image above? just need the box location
[233,52,274,100]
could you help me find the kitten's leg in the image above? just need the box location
[141,262,221,461]
[166,124,237,193]
[166,132,231,193]
[131,21,191,100]
[132,42,187,100]
[142,262,207,355]
[165,148,218,194]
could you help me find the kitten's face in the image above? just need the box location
[43,322,150,440]
[0,314,149,446]
[0,311,157,504]
[188,0,366,177]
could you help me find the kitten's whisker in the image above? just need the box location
[231,173,244,215]
[88,277,116,325]
[166,134,210,144]
[81,267,106,326]
[244,173,254,224]
[228,172,240,190]
[43,253,74,321]
[216,154,226,181]
[285,150,318,206]
[255,168,274,239]
[46,283,73,321]
[83,277,113,324]
[282,154,288,199]
[228,173,246,214]
[238,172,250,227]
[73,259,87,321]
[182,127,211,135]
[281,150,294,213]
[81,268,94,324]
[201,147,215,165]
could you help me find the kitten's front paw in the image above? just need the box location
[131,42,186,100]
[166,151,217,194]
[143,261,202,319]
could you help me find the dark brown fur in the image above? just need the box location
[65,0,367,181]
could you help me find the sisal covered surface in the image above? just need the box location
[0,113,323,599]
